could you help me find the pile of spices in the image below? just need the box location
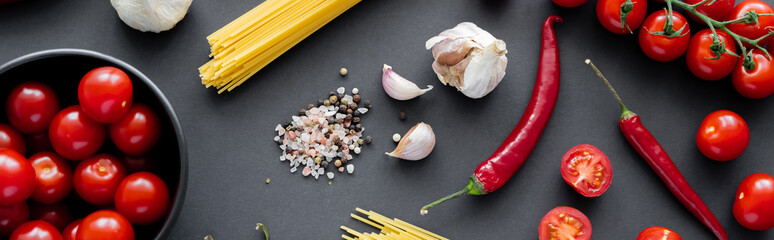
[274,87,371,180]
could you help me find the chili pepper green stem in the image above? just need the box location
[420,175,486,215]
[256,223,269,240]
[585,59,636,120]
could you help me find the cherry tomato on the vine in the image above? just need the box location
[109,104,161,156]
[636,226,682,240]
[0,124,26,156]
[696,110,749,161]
[115,172,169,225]
[6,82,60,134]
[686,29,738,81]
[538,206,592,240]
[683,0,735,23]
[48,106,105,160]
[61,219,81,240]
[0,202,29,238]
[638,10,690,62]
[73,154,126,205]
[29,152,72,204]
[0,149,35,206]
[726,0,774,46]
[734,173,774,230]
[9,220,62,240]
[552,0,588,8]
[76,210,134,240]
[29,202,71,231]
[732,49,774,99]
[78,66,133,124]
[596,0,647,34]
[560,144,613,197]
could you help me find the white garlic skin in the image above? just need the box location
[111,0,193,33]
[386,122,436,161]
[426,22,507,99]
[382,64,433,101]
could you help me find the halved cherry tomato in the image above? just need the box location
[538,206,592,240]
[734,173,774,230]
[10,220,62,240]
[552,0,588,8]
[732,49,774,99]
[6,82,60,134]
[73,154,126,205]
[727,0,774,47]
[109,104,160,156]
[696,110,749,161]
[76,210,134,240]
[0,149,35,206]
[561,144,613,197]
[683,0,735,22]
[596,0,647,34]
[48,106,105,160]
[0,124,26,156]
[78,66,133,124]
[636,226,682,240]
[61,219,81,240]
[638,10,690,62]
[0,202,29,238]
[29,202,71,231]
[686,29,738,81]
[115,172,169,225]
[29,152,72,204]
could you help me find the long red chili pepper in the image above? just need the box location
[420,16,562,215]
[586,60,728,240]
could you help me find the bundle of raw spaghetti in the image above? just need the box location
[341,208,448,240]
[200,0,361,93]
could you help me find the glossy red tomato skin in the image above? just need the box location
[76,210,134,240]
[734,173,774,230]
[78,67,133,124]
[26,133,53,157]
[560,144,613,197]
[9,220,62,240]
[6,82,60,134]
[732,50,774,99]
[29,152,72,204]
[61,219,80,240]
[636,226,683,240]
[683,0,735,22]
[115,172,169,225]
[29,203,71,231]
[696,110,749,161]
[538,206,592,240]
[48,106,105,161]
[0,149,35,206]
[109,104,160,156]
[0,124,26,156]
[727,0,774,46]
[686,29,739,81]
[552,0,588,8]
[597,0,647,34]
[638,10,691,62]
[0,202,29,238]
[73,154,126,205]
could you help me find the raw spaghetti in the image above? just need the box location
[200,0,361,93]
[341,208,448,240]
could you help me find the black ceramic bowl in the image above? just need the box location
[0,49,187,239]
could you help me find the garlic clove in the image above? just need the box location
[386,122,436,161]
[459,40,508,98]
[425,22,497,50]
[382,64,433,101]
[111,0,192,33]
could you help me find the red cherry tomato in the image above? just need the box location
[727,0,774,47]
[29,202,71,231]
[552,0,588,8]
[6,82,60,134]
[560,144,613,197]
[0,202,29,238]
[0,124,26,156]
[734,173,774,230]
[596,0,647,34]
[638,10,691,62]
[683,0,735,22]
[48,106,105,160]
[76,210,134,240]
[61,219,80,240]
[25,133,53,157]
[109,104,160,156]
[538,206,592,240]
[29,152,72,204]
[0,149,35,206]
[9,220,62,240]
[696,110,749,161]
[77,67,133,124]
[118,153,158,173]
[115,172,169,225]
[73,154,126,205]
[732,49,774,99]
[686,29,739,81]
[636,226,682,240]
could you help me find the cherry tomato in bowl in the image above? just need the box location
[61,219,81,240]
[639,10,690,62]
[73,154,126,205]
[78,66,133,124]
[6,82,60,134]
[732,49,774,99]
[29,152,72,204]
[77,210,134,240]
[560,144,613,197]
[110,104,161,156]
[596,0,647,34]
[696,110,749,161]
[683,0,735,22]
[636,226,682,240]
[115,172,169,225]
[552,0,588,8]
[48,106,105,160]
[0,202,29,238]
[726,0,774,47]
[10,220,62,240]
[734,173,774,230]
[0,124,26,156]
[538,206,592,240]
[0,149,35,206]
[686,29,738,81]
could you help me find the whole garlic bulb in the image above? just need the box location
[426,22,507,99]
[111,0,193,33]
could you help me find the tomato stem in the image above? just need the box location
[585,59,634,120]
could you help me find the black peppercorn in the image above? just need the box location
[399,112,407,120]
[349,103,357,109]
[353,94,361,103]
[299,109,306,116]
[353,117,360,123]
[307,104,314,110]
[366,136,372,144]
[346,109,353,114]
[330,91,336,96]
[346,114,353,120]
[364,101,372,108]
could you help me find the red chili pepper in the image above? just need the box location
[586,60,728,240]
[420,16,562,215]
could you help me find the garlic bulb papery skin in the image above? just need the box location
[111,0,193,33]
[382,64,433,101]
[386,122,436,161]
[426,22,507,99]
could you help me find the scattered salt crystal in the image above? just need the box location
[280,155,286,161]
[337,87,345,94]
[346,164,354,174]
[338,167,345,172]
[309,108,320,115]
[292,116,301,122]
[290,167,297,173]
[327,172,334,179]
[317,168,324,174]
[314,174,319,180]
[349,144,355,150]
[331,145,339,151]
[302,167,311,176]
[324,111,336,117]
[300,133,310,142]
[335,113,346,119]
[273,136,280,142]
[275,124,283,131]
[358,108,368,114]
